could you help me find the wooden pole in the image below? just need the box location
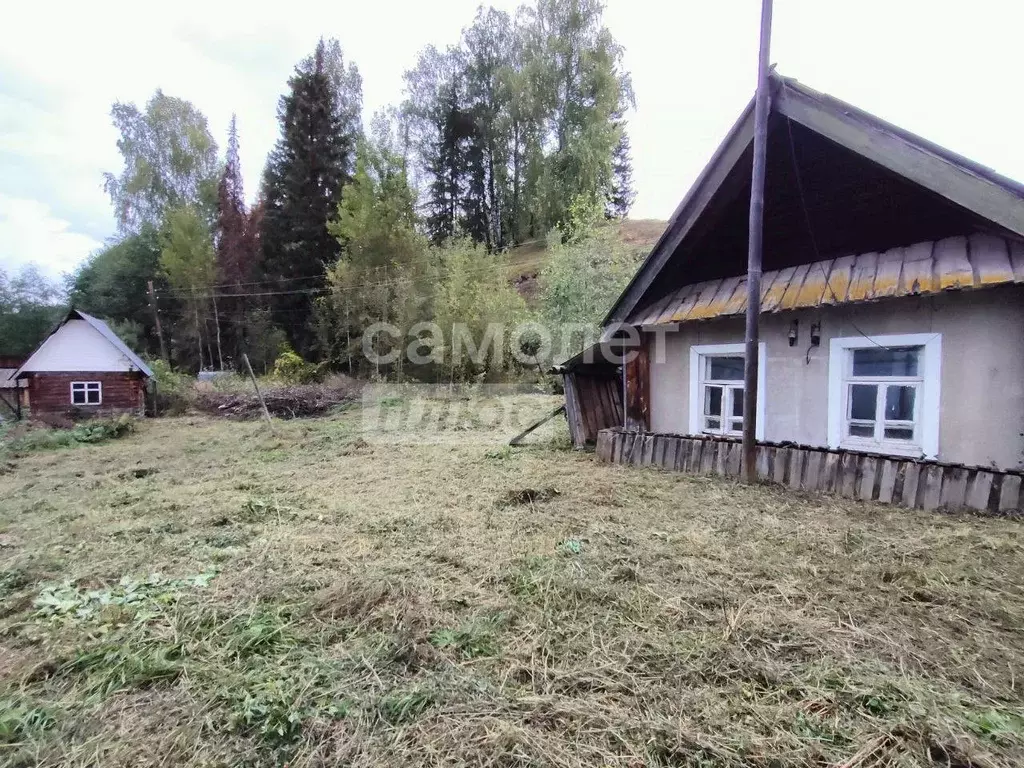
[147,280,169,363]
[742,0,774,483]
[212,295,224,371]
[242,353,273,427]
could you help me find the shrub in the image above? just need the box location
[149,358,194,415]
[272,346,322,384]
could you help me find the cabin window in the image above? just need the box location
[828,334,941,458]
[688,343,765,440]
[71,381,102,406]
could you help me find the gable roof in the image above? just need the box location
[14,309,154,379]
[605,73,1024,325]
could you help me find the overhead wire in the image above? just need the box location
[152,255,550,302]
[784,116,887,350]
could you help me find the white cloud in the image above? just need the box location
[1,0,1022,276]
[0,195,103,278]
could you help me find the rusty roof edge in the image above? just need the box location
[628,236,1021,327]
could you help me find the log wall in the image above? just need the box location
[595,428,1024,514]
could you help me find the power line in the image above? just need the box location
[153,256,549,302]
[784,116,886,350]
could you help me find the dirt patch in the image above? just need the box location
[194,381,359,419]
[502,487,561,505]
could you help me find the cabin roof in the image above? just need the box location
[13,309,154,379]
[605,73,1024,326]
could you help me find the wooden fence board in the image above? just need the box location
[921,465,943,511]
[755,446,770,480]
[877,460,897,503]
[772,448,788,484]
[965,471,994,511]
[901,463,921,508]
[857,457,878,501]
[785,449,803,489]
[940,467,968,510]
[839,453,858,498]
[726,442,742,476]
[595,429,1023,515]
[641,435,655,466]
[999,475,1022,512]
[802,451,822,490]
[821,452,840,493]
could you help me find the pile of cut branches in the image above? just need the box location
[195,382,358,420]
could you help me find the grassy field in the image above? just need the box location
[1,393,1023,767]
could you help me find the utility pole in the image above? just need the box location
[148,280,169,364]
[742,0,774,483]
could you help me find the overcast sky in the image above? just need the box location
[2,0,1022,278]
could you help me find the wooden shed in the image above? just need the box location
[13,310,153,420]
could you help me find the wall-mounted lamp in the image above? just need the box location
[810,322,821,347]
[788,319,799,347]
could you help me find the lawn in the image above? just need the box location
[1,393,1023,767]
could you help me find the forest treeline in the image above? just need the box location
[2,0,643,381]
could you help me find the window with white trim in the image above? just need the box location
[71,381,102,405]
[689,343,766,439]
[828,334,941,458]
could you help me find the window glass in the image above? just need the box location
[852,347,919,377]
[731,388,744,418]
[849,384,877,420]
[704,386,722,417]
[884,427,914,440]
[848,424,874,438]
[707,356,744,381]
[885,385,915,421]
[71,382,101,405]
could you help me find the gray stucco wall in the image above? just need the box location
[647,285,1024,470]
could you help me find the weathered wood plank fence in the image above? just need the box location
[595,428,1024,514]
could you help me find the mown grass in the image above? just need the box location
[0,393,1022,767]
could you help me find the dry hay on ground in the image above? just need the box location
[0,394,1022,767]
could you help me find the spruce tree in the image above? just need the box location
[606,116,636,219]
[260,40,358,355]
[216,115,250,285]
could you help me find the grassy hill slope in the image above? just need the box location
[508,218,666,302]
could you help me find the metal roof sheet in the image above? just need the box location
[13,309,154,379]
[629,234,1024,327]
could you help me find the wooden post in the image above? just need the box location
[242,353,272,427]
[742,0,774,483]
[211,296,224,371]
[147,280,169,363]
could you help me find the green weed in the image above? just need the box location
[33,571,217,625]
[429,614,505,659]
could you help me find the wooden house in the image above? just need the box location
[564,73,1024,513]
[12,310,153,419]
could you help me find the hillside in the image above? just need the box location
[509,218,666,302]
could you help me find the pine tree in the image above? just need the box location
[260,40,359,355]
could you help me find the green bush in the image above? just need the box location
[149,358,194,415]
[272,346,322,384]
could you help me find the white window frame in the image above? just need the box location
[70,381,102,406]
[827,333,941,459]
[688,343,766,440]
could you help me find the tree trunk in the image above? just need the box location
[193,296,205,371]
[511,122,521,244]
[212,296,225,371]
